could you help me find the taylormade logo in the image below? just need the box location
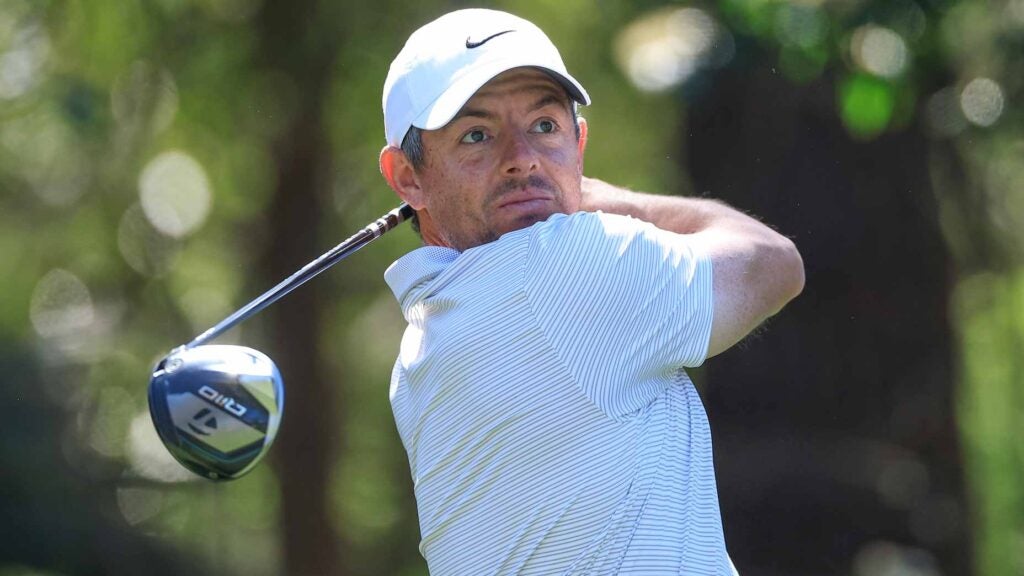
[198,385,247,417]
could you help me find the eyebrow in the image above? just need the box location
[452,87,571,123]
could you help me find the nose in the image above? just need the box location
[501,131,539,176]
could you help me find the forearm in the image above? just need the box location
[581,176,761,237]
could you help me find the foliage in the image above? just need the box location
[1,0,1020,574]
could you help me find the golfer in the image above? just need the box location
[378,9,804,575]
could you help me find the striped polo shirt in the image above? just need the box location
[385,211,737,575]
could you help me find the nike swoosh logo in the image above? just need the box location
[465,30,514,49]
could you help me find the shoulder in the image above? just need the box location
[524,211,705,298]
[526,212,621,275]
[530,210,654,250]
[529,210,701,266]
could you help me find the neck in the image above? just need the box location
[416,211,453,249]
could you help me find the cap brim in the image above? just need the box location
[412,61,590,132]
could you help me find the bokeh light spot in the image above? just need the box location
[30,269,94,339]
[127,411,197,482]
[116,486,164,526]
[960,77,1004,127]
[875,455,929,509]
[1,106,87,207]
[925,87,967,137]
[853,541,941,576]
[616,7,731,93]
[87,386,135,458]
[839,74,895,139]
[111,61,179,134]
[118,204,180,277]
[852,25,908,79]
[139,150,212,238]
[0,21,49,100]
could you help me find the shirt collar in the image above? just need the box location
[384,246,461,309]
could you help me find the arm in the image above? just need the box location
[581,176,805,358]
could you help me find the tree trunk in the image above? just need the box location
[686,56,971,574]
[254,1,344,574]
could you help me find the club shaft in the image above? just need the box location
[184,203,414,349]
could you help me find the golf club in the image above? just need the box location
[149,203,414,480]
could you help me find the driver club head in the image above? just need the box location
[148,345,284,481]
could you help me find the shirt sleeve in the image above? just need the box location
[524,211,713,419]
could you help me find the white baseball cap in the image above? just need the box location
[382,9,591,147]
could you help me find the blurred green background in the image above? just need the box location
[1,0,1021,574]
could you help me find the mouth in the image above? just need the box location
[496,191,554,210]
[493,176,559,211]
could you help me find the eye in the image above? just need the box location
[460,129,488,144]
[530,119,556,134]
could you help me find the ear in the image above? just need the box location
[379,146,426,209]
[576,116,588,169]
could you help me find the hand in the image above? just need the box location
[579,176,644,218]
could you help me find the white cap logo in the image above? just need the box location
[382,9,590,147]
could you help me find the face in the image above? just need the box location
[396,68,586,251]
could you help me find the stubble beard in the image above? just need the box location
[443,174,570,251]
[491,173,563,225]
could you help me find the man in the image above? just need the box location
[378,8,803,575]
